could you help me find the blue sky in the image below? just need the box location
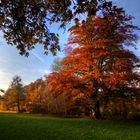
[0,28,69,92]
[0,0,140,93]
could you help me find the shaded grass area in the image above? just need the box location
[0,113,139,140]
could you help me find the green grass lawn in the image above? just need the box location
[0,113,139,140]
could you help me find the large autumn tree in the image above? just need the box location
[0,0,110,56]
[61,2,140,119]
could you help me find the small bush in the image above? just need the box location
[129,112,140,121]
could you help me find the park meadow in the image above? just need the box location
[0,112,140,140]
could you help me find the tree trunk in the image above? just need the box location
[95,100,102,119]
[17,92,20,113]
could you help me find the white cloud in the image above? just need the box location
[38,69,51,75]
[0,69,13,93]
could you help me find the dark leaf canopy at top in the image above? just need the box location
[0,0,107,56]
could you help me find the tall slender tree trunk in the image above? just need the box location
[17,92,20,113]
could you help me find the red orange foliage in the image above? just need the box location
[47,3,140,119]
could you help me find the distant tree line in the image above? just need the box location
[1,74,140,120]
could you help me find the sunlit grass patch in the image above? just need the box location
[0,113,139,140]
